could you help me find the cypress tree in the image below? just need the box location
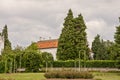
[2,25,12,53]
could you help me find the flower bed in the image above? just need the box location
[44,70,93,79]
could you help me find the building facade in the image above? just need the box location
[37,39,58,60]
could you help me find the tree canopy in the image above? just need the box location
[2,25,12,54]
[57,9,88,60]
[114,25,120,60]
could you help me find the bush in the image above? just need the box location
[85,60,118,68]
[48,60,118,68]
[44,70,93,79]
[116,59,120,69]
[53,60,75,67]
[0,61,5,73]
[23,51,42,72]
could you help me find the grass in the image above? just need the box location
[0,73,45,80]
[0,72,119,80]
[93,72,120,80]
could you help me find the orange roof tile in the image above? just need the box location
[37,39,58,49]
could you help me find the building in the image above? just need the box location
[37,39,58,60]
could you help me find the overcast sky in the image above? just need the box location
[0,0,120,48]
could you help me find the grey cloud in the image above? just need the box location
[0,0,120,47]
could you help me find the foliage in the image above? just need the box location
[116,61,120,69]
[44,70,93,79]
[91,35,109,60]
[92,34,118,60]
[41,52,54,62]
[0,46,25,73]
[91,35,101,60]
[22,51,42,72]
[53,60,75,67]
[114,25,120,60]
[23,42,42,72]
[74,14,89,60]
[1,52,16,73]
[0,42,54,73]
[12,45,24,69]
[57,9,74,60]
[0,25,14,73]
[26,42,38,51]
[57,9,88,60]
[2,25,12,54]
[103,40,115,60]
[0,43,43,73]
[85,60,118,68]
[47,60,118,68]
[0,60,5,73]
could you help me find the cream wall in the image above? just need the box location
[40,48,57,60]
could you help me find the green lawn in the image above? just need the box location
[0,73,45,80]
[0,72,120,80]
[93,72,120,80]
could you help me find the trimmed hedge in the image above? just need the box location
[43,60,118,68]
[85,60,118,68]
[44,70,93,79]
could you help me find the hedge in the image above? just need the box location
[43,60,118,68]
[0,60,118,73]
[85,60,118,68]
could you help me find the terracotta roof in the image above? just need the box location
[37,39,58,49]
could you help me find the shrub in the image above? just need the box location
[44,70,93,79]
[22,51,42,72]
[116,60,120,69]
[0,61,5,73]
[48,60,118,68]
[85,60,118,68]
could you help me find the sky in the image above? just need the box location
[0,0,120,48]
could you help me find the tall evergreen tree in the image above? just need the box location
[114,24,120,60]
[57,9,74,60]
[91,34,101,60]
[103,40,115,60]
[91,34,107,60]
[2,25,12,53]
[73,14,89,59]
[100,39,107,60]
[57,10,88,60]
